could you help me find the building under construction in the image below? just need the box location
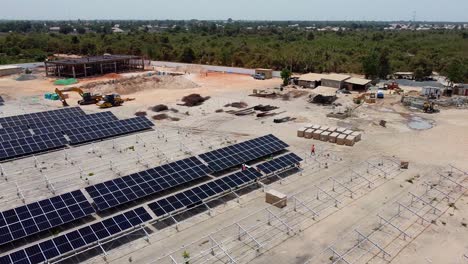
[45,55,145,78]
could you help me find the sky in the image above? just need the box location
[1,0,467,22]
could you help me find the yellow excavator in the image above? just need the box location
[96,94,135,108]
[55,87,102,107]
[55,88,134,108]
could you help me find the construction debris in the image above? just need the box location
[150,104,169,112]
[224,102,248,108]
[134,111,147,117]
[254,105,279,112]
[274,117,296,123]
[309,94,337,105]
[179,94,211,107]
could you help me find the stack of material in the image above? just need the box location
[329,132,339,143]
[313,129,323,140]
[297,124,363,147]
[266,189,287,208]
[336,134,347,145]
[297,127,308,137]
[304,128,314,139]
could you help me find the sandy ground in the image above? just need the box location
[0,69,466,264]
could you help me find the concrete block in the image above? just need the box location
[329,132,339,143]
[336,134,346,145]
[266,189,287,208]
[336,127,347,133]
[400,161,409,169]
[345,135,356,146]
[311,125,321,130]
[320,126,330,132]
[351,131,361,142]
[304,128,315,139]
[343,129,354,135]
[313,130,323,140]
[320,131,331,141]
[297,127,308,137]
[327,126,337,133]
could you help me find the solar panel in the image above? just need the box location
[0,190,94,246]
[148,168,261,217]
[257,153,303,174]
[85,157,212,211]
[64,116,154,145]
[198,134,289,172]
[28,111,118,136]
[0,207,151,264]
[0,107,85,128]
[0,132,68,161]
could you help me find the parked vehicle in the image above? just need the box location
[253,73,266,80]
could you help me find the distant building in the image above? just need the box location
[49,27,60,32]
[394,72,414,80]
[297,73,326,88]
[344,77,372,91]
[321,74,351,89]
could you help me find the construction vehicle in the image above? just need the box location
[384,81,400,90]
[55,87,102,107]
[423,101,437,113]
[96,94,135,108]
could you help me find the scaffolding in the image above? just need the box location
[44,55,144,78]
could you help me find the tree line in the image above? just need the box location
[0,23,467,83]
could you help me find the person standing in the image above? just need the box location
[311,144,316,156]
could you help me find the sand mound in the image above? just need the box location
[82,75,199,95]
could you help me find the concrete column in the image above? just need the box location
[72,66,76,78]
[45,62,49,77]
[58,66,61,78]
[114,62,117,73]
[84,64,87,77]
[100,64,103,74]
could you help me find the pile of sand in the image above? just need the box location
[82,75,199,95]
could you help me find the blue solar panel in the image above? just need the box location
[64,116,154,145]
[0,191,94,246]
[148,168,261,217]
[0,107,85,128]
[0,132,68,161]
[27,111,118,134]
[198,134,289,172]
[85,157,212,211]
[257,153,303,174]
[0,207,152,264]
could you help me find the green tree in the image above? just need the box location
[362,51,379,79]
[443,59,466,84]
[59,25,73,35]
[180,47,196,63]
[280,68,291,86]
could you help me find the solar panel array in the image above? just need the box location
[65,116,154,145]
[0,132,68,161]
[0,107,85,128]
[0,107,154,161]
[198,134,289,172]
[0,207,152,264]
[0,190,94,246]
[257,153,303,174]
[148,168,261,217]
[86,157,213,211]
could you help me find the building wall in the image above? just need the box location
[0,67,22,77]
[321,79,343,89]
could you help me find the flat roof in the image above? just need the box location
[345,77,372,86]
[322,73,351,82]
[299,73,327,82]
[394,71,414,75]
[46,55,142,65]
[255,68,273,72]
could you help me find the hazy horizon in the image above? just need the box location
[1,0,467,22]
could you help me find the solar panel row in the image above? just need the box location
[0,207,152,264]
[0,132,68,161]
[85,157,213,211]
[0,129,33,143]
[0,107,85,128]
[148,168,261,217]
[256,153,303,174]
[30,112,119,135]
[0,125,30,136]
[65,116,154,145]
[0,190,94,246]
[198,134,289,172]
